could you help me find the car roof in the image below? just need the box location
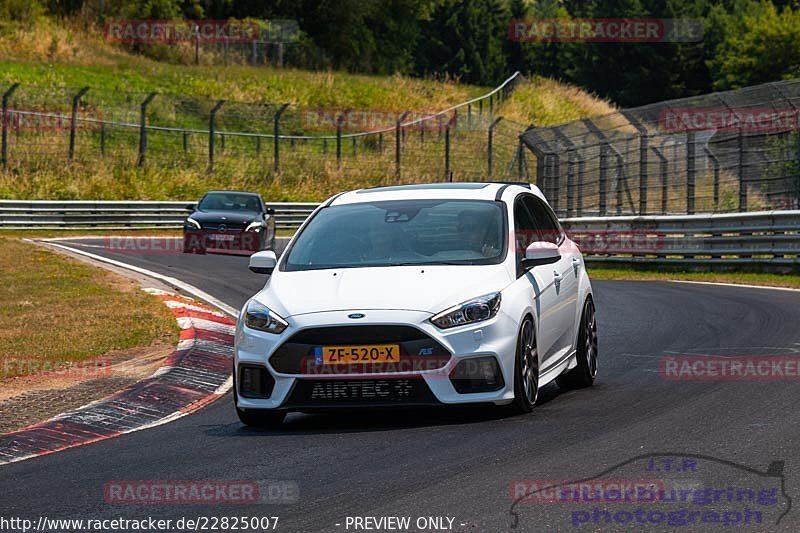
[202,190,261,197]
[330,182,545,206]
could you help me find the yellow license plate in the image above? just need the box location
[318,344,400,364]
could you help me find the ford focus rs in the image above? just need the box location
[234,182,597,426]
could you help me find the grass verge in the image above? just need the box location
[0,237,178,380]
[587,266,800,289]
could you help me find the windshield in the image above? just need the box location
[198,193,261,212]
[284,199,506,271]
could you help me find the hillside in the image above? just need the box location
[0,18,615,201]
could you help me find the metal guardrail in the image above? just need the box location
[2,201,797,270]
[562,210,800,269]
[0,200,317,231]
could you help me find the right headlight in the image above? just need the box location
[243,300,288,334]
[430,292,501,329]
[185,217,201,230]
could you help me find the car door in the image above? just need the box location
[524,195,580,364]
[512,195,562,365]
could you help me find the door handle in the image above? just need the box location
[572,257,581,273]
[553,270,562,282]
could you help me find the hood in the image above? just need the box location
[189,210,257,225]
[261,264,511,317]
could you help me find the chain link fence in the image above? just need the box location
[0,73,530,199]
[521,79,800,217]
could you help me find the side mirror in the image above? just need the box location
[186,204,196,212]
[265,207,275,216]
[522,241,560,269]
[249,250,277,274]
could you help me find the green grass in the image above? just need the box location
[0,237,178,378]
[587,266,800,289]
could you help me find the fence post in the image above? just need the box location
[686,131,696,214]
[194,26,200,65]
[68,87,89,162]
[395,111,409,182]
[137,92,157,167]
[487,117,503,178]
[599,145,608,216]
[1,83,19,168]
[651,146,668,214]
[444,122,451,181]
[336,114,345,169]
[352,136,357,156]
[704,147,720,210]
[273,103,289,173]
[577,157,585,217]
[208,100,225,172]
[378,132,383,154]
[100,123,106,156]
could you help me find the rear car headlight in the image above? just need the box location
[185,217,201,229]
[244,300,288,334]
[245,220,265,232]
[430,292,501,329]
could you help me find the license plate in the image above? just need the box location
[211,234,235,241]
[316,344,400,365]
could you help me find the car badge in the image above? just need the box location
[348,313,365,319]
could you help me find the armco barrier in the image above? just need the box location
[2,201,797,269]
[0,200,317,231]
[562,210,800,269]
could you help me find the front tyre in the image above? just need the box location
[236,407,286,427]
[557,298,598,390]
[233,379,286,427]
[510,318,538,414]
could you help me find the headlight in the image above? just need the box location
[430,292,501,329]
[185,217,201,229]
[243,300,288,334]
[245,220,265,232]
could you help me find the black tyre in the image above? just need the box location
[236,407,286,427]
[510,317,538,414]
[556,298,598,390]
[233,376,286,427]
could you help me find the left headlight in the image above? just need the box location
[430,292,501,329]
[185,217,201,229]
[245,220,265,232]
[243,300,288,334]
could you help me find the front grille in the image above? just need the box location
[200,222,247,231]
[283,378,439,408]
[270,325,451,375]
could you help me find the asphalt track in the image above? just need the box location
[2,237,800,532]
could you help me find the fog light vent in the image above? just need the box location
[450,357,504,393]
[239,364,275,399]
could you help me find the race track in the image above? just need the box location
[2,237,799,532]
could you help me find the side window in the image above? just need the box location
[513,196,540,265]
[524,196,563,245]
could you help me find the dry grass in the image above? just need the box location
[500,76,616,126]
[0,237,178,379]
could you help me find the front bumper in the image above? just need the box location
[234,309,518,411]
[184,229,262,253]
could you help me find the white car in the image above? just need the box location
[234,182,597,426]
